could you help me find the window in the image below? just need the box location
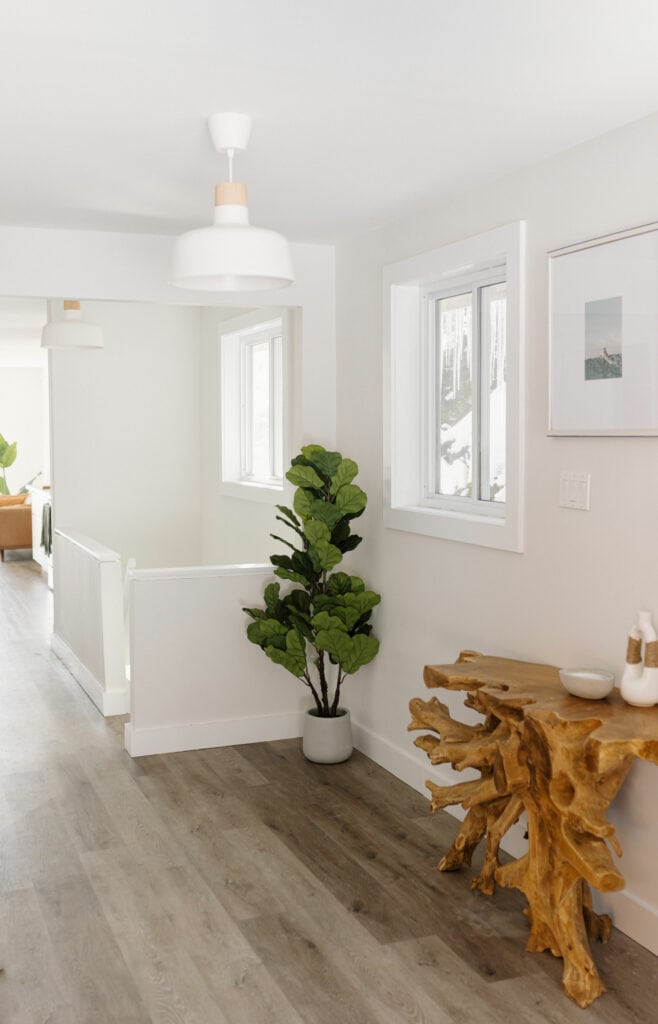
[239,323,283,484]
[384,222,524,551]
[426,275,506,510]
[220,310,291,501]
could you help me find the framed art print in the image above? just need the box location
[549,222,658,435]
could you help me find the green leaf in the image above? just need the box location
[276,505,301,528]
[0,441,17,470]
[308,449,342,480]
[315,630,380,674]
[247,618,289,646]
[291,550,319,582]
[282,589,312,615]
[270,553,294,574]
[330,518,362,554]
[330,606,362,631]
[338,534,362,554]
[270,533,297,552]
[265,628,308,677]
[286,464,324,490]
[0,478,8,495]
[343,590,381,615]
[349,576,366,593]
[309,539,343,572]
[304,519,331,546]
[311,606,347,630]
[243,606,267,621]
[329,458,358,494]
[264,582,281,614]
[301,444,327,461]
[311,610,349,632]
[274,567,310,586]
[309,500,344,529]
[326,572,352,596]
[312,594,339,614]
[293,486,315,520]
[334,484,367,516]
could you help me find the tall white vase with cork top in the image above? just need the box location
[621,610,658,707]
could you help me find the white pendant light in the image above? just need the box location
[41,300,103,349]
[172,112,294,292]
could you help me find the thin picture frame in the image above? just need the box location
[548,221,658,436]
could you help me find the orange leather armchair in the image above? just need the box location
[0,504,32,560]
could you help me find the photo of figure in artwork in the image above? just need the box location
[584,295,622,380]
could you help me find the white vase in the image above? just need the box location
[621,610,658,707]
[302,707,353,764]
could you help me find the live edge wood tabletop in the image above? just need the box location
[407,650,658,1009]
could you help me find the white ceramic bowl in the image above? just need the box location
[559,668,615,700]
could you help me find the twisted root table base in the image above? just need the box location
[409,651,658,1008]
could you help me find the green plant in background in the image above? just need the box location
[0,433,41,494]
[0,434,17,495]
[244,445,381,717]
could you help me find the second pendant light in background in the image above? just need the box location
[41,300,103,350]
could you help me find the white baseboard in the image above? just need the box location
[594,887,658,957]
[51,632,130,717]
[351,717,658,955]
[124,709,307,757]
[351,717,454,801]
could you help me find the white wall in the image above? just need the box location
[52,529,129,716]
[199,306,276,564]
[335,110,658,953]
[50,300,203,568]
[0,367,46,491]
[126,564,307,756]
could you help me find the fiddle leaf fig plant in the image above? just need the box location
[0,433,17,495]
[244,445,380,717]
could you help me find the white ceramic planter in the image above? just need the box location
[302,707,353,764]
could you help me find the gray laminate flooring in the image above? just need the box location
[0,557,656,1023]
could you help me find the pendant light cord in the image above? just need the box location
[227,148,235,182]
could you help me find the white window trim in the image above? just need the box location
[383,221,525,552]
[219,308,294,504]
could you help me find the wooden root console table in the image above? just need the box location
[408,651,658,1008]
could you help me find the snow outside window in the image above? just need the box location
[425,275,507,515]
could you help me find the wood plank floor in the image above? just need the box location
[1,556,657,1023]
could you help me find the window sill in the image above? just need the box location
[383,500,522,552]
[219,479,286,505]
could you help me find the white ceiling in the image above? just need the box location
[2,1,658,244]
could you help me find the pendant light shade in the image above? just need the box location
[172,114,294,292]
[41,300,103,349]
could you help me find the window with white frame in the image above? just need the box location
[384,222,525,551]
[426,273,507,510]
[220,310,291,501]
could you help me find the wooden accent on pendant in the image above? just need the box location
[63,300,81,311]
[214,181,248,206]
[409,650,658,1009]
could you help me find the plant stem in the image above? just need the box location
[316,649,330,715]
[330,670,344,716]
[303,670,323,714]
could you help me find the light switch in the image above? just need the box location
[559,472,590,510]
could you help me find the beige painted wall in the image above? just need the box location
[335,110,658,952]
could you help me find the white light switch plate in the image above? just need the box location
[559,472,591,510]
